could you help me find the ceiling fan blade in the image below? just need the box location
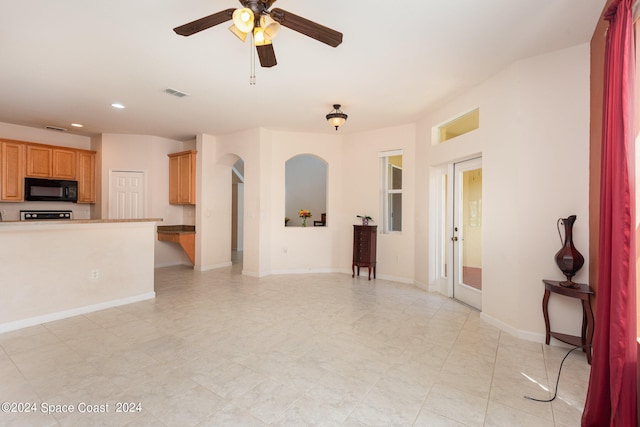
[257,44,277,68]
[173,8,235,36]
[270,8,343,47]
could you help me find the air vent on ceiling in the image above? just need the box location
[44,125,68,132]
[165,88,189,98]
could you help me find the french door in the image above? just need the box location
[448,158,483,310]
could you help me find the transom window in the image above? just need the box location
[435,108,480,144]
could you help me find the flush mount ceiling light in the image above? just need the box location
[326,104,348,130]
[111,103,125,109]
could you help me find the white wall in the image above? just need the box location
[268,130,345,275]
[195,132,234,272]
[0,122,91,149]
[343,124,417,283]
[0,43,593,343]
[98,134,193,267]
[416,43,591,341]
[0,220,156,332]
[201,124,416,281]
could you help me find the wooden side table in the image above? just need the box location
[542,279,594,364]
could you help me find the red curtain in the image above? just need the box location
[582,0,637,425]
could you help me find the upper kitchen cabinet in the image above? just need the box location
[1,140,25,202]
[26,144,76,179]
[76,150,96,204]
[168,150,196,205]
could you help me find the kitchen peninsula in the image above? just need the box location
[0,218,161,333]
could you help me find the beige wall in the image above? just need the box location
[343,124,417,283]
[196,124,417,283]
[0,221,156,332]
[98,133,194,267]
[417,43,591,341]
[0,40,593,342]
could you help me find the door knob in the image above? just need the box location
[451,236,458,241]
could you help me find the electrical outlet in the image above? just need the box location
[90,269,99,279]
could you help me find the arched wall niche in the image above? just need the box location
[285,154,328,227]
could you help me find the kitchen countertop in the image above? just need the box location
[0,218,163,225]
[157,225,195,234]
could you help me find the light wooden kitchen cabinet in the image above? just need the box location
[26,144,76,179]
[76,150,96,203]
[52,148,76,179]
[0,139,97,204]
[26,144,52,177]
[1,140,25,202]
[168,150,196,205]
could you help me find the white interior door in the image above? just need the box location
[110,171,145,219]
[450,158,482,310]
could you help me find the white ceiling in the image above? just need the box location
[0,0,604,141]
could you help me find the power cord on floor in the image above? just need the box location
[524,344,591,403]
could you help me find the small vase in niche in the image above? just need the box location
[554,215,584,288]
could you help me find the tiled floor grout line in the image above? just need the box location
[0,264,589,426]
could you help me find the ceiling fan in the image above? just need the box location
[173,0,343,68]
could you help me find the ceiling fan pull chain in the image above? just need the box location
[249,34,256,85]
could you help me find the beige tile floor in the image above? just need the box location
[0,259,590,426]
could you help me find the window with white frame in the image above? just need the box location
[380,150,403,233]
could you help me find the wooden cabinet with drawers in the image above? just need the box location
[168,150,196,205]
[352,225,377,280]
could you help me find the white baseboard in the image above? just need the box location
[195,261,232,272]
[0,292,156,334]
[480,312,547,344]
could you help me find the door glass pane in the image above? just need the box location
[461,168,482,290]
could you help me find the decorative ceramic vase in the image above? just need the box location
[554,215,584,288]
[362,218,368,225]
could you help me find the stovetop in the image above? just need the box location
[20,210,73,221]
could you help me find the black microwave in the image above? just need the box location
[25,178,78,202]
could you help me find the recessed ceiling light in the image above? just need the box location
[111,103,125,109]
[71,123,83,128]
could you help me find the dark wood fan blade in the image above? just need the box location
[270,8,342,47]
[173,8,235,36]
[257,44,277,68]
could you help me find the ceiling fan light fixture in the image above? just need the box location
[260,15,280,40]
[253,27,271,46]
[326,104,348,130]
[232,8,254,33]
[229,24,248,42]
